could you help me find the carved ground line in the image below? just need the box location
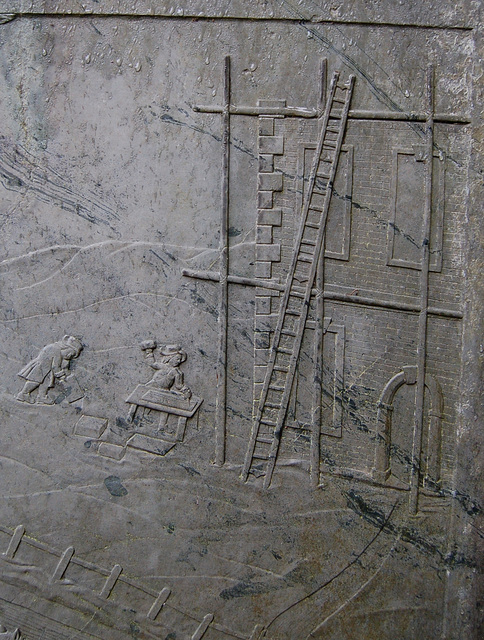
[0,524,249,640]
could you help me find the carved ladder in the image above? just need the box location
[242,72,355,488]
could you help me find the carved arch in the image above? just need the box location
[372,366,443,489]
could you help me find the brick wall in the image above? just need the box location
[253,112,468,490]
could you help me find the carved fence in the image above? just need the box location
[0,524,261,640]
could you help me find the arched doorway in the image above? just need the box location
[372,365,443,490]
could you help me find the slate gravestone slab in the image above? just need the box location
[0,2,481,639]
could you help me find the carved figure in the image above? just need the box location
[0,624,22,639]
[141,341,192,399]
[123,341,203,451]
[16,335,83,405]
[0,15,16,26]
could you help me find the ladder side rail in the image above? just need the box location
[244,75,355,483]
[262,75,356,487]
[241,73,340,482]
[253,71,340,414]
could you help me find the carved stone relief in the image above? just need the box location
[387,148,445,271]
[16,335,83,405]
[121,341,203,458]
[297,143,354,261]
[0,625,22,640]
[0,3,481,639]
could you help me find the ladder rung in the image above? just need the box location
[277,347,293,355]
[265,402,280,409]
[333,98,346,104]
[257,437,273,444]
[261,419,277,427]
[285,309,300,316]
[301,239,317,247]
[316,172,330,179]
[252,454,269,460]
[273,365,289,373]
[298,255,313,263]
[309,204,324,213]
[323,140,337,149]
[269,383,285,391]
[305,221,319,229]
[281,329,296,337]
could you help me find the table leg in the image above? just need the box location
[127,404,138,424]
[176,416,187,441]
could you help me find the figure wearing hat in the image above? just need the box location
[140,341,192,399]
[16,335,83,405]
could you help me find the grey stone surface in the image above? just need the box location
[0,2,481,639]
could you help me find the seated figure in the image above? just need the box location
[140,341,192,399]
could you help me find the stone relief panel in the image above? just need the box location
[0,4,480,640]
